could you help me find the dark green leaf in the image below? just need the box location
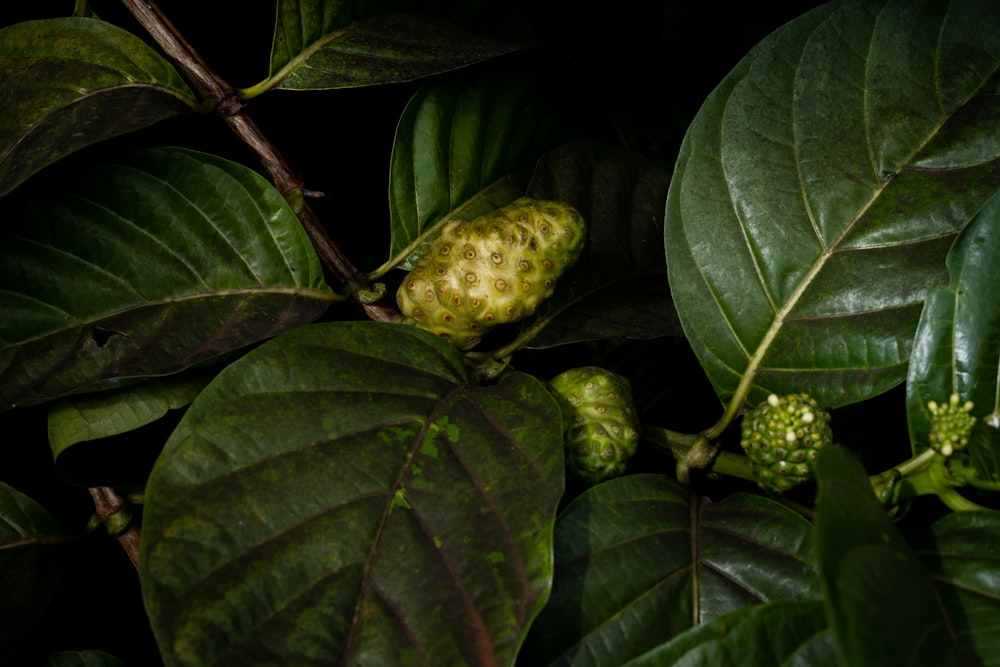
[0,18,198,197]
[622,600,832,667]
[910,510,1000,666]
[140,321,564,666]
[522,141,679,348]
[257,6,522,93]
[0,482,73,660]
[907,192,1000,480]
[44,650,129,667]
[665,0,1000,412]
[0,147,336,410]
[814,445,961,667]
[384,64,559,272]
[519,475,818,667]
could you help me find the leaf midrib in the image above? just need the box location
[707,17,1000,437]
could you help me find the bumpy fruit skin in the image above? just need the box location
[549,367,640,485]
[928,394,976,457]
[740,393,833,493]
[397,198,586,350]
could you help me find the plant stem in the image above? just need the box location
[937,487,989,512]
[119,0,387,310]
[893,447,938,477]
[88,487,140,569]
[641,424,756,482]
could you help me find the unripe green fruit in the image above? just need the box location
[549,367,640,485]
[928,394,976,456]
[397,198,586,350]
[740,393,832,493]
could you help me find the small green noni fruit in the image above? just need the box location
[740,393,833,493]
[397,197,586,350]
[927,394,976,457]
[549,366,640,485]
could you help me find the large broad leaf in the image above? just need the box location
[0,147,336,411]
[0,482,73,660]
[907,192,1000,480]
[665,0,1000,414]
[0,18,198,197]
[139,321,564,666]
[382,64,560,273]
[814,445,962,666]
[521,141,679,348]
[622,600,833,667]
[518,475,818,666]
[249,1,523,94]
[910,510,1000,666]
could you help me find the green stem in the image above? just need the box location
[893,447,938,477]
[641,424,756,482]
[937,487,989,512]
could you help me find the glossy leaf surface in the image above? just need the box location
[622,600,832,667]
[259,2,521,93]
[0,18,197,197]
[385,65,558,272]
[0,482,72,660]
[140,322,564,666]
[911,510,1000,666]
[665,0,1000,412]
[814,445,961,666]
[0,147,335,410]
[519,475,818,666]
[907,192,1000,480]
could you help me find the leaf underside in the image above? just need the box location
[266,7,522,91]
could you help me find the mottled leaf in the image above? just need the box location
[140,321,564,666]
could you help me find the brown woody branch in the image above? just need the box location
[119,0,399,322]
[88,487,141,569]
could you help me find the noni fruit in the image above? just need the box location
[740,393,833,493]
[549,366,640,485]
[397,197,586,350]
